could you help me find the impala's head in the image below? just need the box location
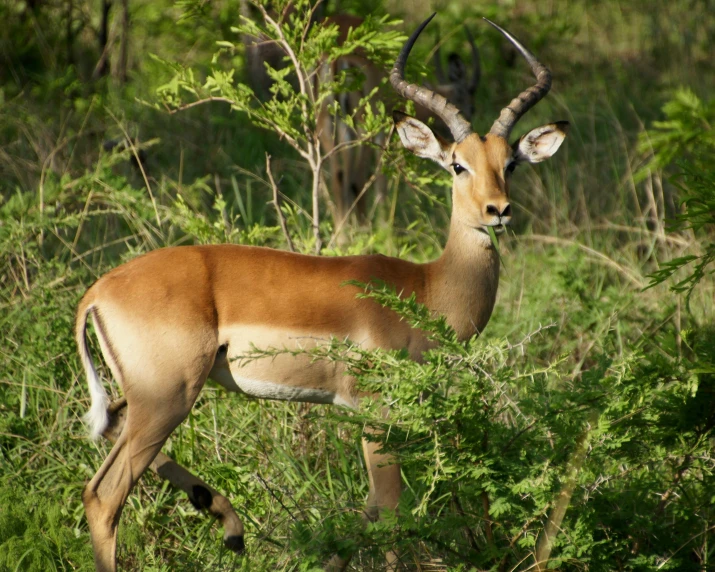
[391,14,568,238]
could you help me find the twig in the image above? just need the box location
[92,0,114,79]
[481,426,495,547]
[656,524,715,570]
[534,410,598,570]
[497,508,550,572]
[117,0,129,84]
[165,96,236,114]
[254,473,298,521]
[452,492,480,553]
[266,154,295,252]
[657,455,692,508]
[260,4,322,253]
[106,109,160,228]
[311,156,323,254]
[506,322,557,352]
[327,127,394,249]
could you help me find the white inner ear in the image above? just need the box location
[395,116,451,169]
[515,124,567,164]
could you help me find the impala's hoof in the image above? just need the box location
[224,534,245,554]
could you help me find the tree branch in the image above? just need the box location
[266,154,295,252]
[534,410,598,570]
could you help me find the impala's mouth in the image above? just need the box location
[477,224,507,235]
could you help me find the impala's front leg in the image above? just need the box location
[101,398,245,553]
[362,435,402,568]
[361,435,402,523]
[326,429,402,571]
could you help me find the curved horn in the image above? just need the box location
[464,26,480,95]
[390,13,473,143]
[484,18,552,140]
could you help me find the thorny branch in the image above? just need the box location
[534,410,598,570]
[167,97,310,162]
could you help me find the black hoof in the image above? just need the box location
[224,534,245,554]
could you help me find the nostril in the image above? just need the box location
[501,204,511,218]
[485,204,499,217]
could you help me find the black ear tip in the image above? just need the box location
[392,109,408,123]
[556,120,570,133]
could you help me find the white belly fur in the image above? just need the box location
[208,324,359,408]
[212,371,354,407]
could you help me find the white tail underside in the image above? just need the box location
[79,306,109,440]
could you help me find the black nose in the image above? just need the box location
[485,204,511,218]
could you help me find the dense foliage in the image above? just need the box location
[0,0,713,570]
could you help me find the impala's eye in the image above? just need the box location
[452,163,466,175]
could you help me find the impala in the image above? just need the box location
[76,14,567,571]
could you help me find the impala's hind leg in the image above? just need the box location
[102,398,245,553]
[83,379,208,572]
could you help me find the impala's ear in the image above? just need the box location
[393,110,452,170]
[513,121,569,164]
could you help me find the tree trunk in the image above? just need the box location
[93,0,112,79]
[116,0,129,84]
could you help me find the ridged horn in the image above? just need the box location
[484,18,552,140]
[390,13,473,143]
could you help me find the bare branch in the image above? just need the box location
[260,5,313,118]
[266,154,295,253]
[165,96,237,114]
[259,4,322,253]
[167,97,313,163]
[327,126,394,248]
[106,109,160,228]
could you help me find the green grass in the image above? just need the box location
[1,0,714,570]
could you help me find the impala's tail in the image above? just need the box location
[76,298,109,440]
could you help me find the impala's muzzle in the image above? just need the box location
[483,201,512,232]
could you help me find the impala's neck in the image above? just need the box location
[426,218,501,340]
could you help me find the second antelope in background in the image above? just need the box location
[242,6,480,223]
[315,16,481,222]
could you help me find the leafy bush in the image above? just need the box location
[245,282,715,569]
[643,90,715,302]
